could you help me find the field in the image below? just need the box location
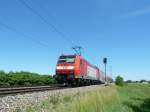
[18,84,150,112]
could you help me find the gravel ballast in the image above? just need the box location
[0,85,103,112]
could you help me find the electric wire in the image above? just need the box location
[24,0,85,56]
[31,0,61,29]
[0,21,50,49]
[23,0,100,65]
[19,0,75,46]
[2,0,98,65]
[31,0,85,56]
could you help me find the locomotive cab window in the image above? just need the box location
[80,60,83,65]
[58,55,75,63]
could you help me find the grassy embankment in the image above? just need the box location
[17,84,150,112]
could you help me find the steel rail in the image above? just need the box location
[0,85,67,96]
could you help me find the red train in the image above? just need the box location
[54,54,112,86]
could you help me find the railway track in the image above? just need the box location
[0,84,107,97]
[0,85,67,97]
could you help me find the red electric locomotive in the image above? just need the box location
[54,54,112,86]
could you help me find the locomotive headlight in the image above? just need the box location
[56,66,63,70]
[67,66,74,69]
[56,66,74,70]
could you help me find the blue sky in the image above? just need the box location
[0,0,150,80]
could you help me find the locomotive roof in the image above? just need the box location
[59,54,99,69]
[59,54,76,57]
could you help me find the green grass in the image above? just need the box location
[117,84,150,112]
[16,84,150,112]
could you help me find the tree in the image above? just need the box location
[140,80,147,83]
[126,80,132,83]
[0,70,54,87]
[115,76,124,86]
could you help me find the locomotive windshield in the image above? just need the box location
[58,55,75,63]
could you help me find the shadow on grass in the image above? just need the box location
[124,98,150,112]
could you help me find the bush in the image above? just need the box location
[0,70,55,87]
[140,80,147,83]
[126,80,132,83]
[115,76,124,86]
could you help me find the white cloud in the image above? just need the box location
[120,6,150,18]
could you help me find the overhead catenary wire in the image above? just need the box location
[30,0,61,29]
[29,0,85,55]
[31,0,78,44]
[23,0,89,57]
[18,0,104,67]
[19,0,75,46]
[0,21,50,49]
[4,0,99,64]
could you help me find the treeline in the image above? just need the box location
[0,70,55,87]
[126,80,150,84]
[115,76,150,86]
